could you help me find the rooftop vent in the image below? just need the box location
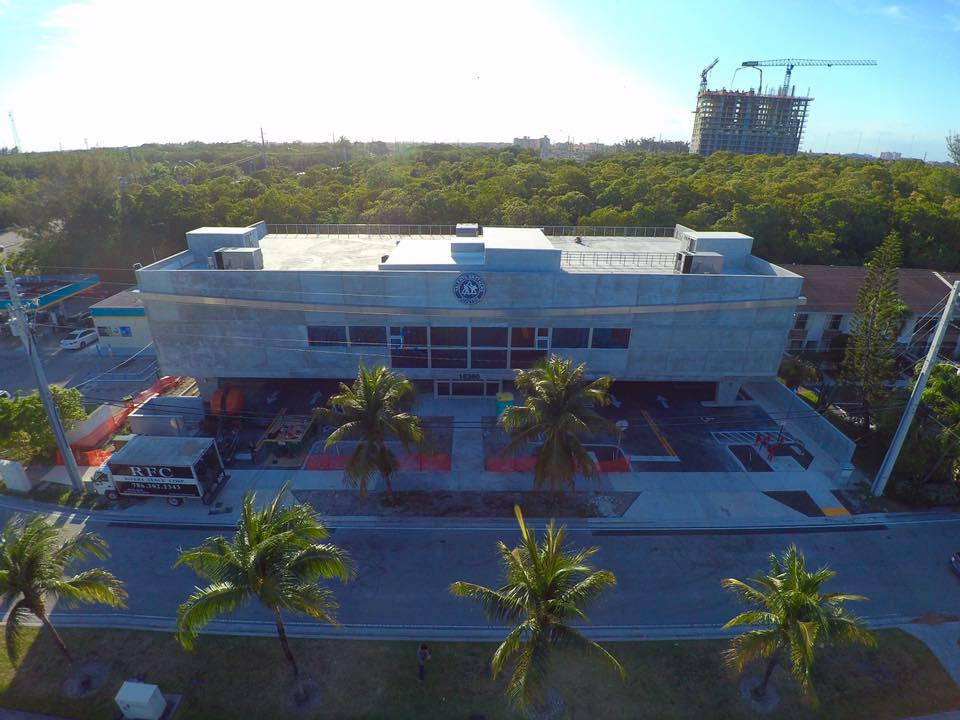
[213,247,263,270]
[455,223,481,237]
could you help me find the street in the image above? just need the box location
[20,510,960,640]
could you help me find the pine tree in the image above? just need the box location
[841,232,906,431]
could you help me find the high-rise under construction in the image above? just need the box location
[690,58,875,157]
[690,88,811,156]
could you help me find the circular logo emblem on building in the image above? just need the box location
[453,273,486,305]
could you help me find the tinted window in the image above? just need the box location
[430,327,468,346]
[471,327,508,347]
[308,326,347,346]
[511,350,547,368]
[431,348,468,368]
[349,326,386,345]
[552,328,589,348]
[391,326,428,345]
[471,349,508,369]
[391,347,428,368]
[511,327,535,347]
[591,328,630,349]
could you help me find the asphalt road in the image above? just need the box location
[26,513,960,639]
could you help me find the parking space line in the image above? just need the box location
[641,410,677,457]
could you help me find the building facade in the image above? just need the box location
[782,264,960,359]
[137,222,804,404]
[89,289,154,356]
[690,89,811,156]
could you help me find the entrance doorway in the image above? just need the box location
[435,380,501,398]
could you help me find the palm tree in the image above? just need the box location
[500,355,614,496]
[322,363,422,500]
[450,506,624,710]
[0,514,127,663]
[722,545,875,703]
[175,484,353,683]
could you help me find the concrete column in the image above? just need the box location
[714,380,741,406]
[195,377,220,401]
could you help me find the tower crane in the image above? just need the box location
[699,57,719,93]
[8,112,22,152]
[740,58,877,95]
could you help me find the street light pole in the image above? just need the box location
[2,263,84,492]
[872,280,960,497]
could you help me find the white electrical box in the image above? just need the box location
[115,681,167,720]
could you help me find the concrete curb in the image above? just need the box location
[45,611,912,643]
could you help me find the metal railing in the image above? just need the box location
[560,251,677,269]
[266,224,680,238]
[544,225,676,238]
[267,224,456,236]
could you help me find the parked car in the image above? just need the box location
[951,552,960,577]
[60,328,99,350]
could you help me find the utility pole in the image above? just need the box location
[872,280,960,496]
[2,263,84,492]
[259,127,267,168]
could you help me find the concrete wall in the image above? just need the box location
[129,395,204,437]
[745,380,855,467]
[92,315,154,356]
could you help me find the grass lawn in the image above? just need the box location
[0,627,958,719]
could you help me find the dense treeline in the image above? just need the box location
[1,142,958,274]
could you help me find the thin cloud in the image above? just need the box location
[4,0,692,151]
[878,4,904,18]
[946,13,960,30]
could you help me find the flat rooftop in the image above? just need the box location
[257,231,684,273]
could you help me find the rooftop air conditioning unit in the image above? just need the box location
[674,251,694,274]
[213,247,264,270]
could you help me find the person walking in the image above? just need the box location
[417,643,432,682]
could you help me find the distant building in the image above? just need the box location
[782,264,960,359]
[879,151,902,161]
[513,136,551,152]
[690,89,811,156]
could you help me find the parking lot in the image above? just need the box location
[0,331,159,403]
[601,382,801,473]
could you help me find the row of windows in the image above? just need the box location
[306,325,631,350]
[793,314,844,332]
[391,348,546,370]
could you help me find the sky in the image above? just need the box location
[0,0,958,160]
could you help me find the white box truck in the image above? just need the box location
[92,435,228,506]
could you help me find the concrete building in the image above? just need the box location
[690,89,811,156]
[782,264,960,358]
[136,222,804,404]
[90,289,154,356]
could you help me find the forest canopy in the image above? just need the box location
[1,141,958,276]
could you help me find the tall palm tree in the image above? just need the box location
[322,363,422,500]
[722,545,875,703]
[0,514,127,663]
[500,355,614,495]
[175,484,353,681]
[450,506,624,710]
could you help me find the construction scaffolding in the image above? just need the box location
[689,89,811,156]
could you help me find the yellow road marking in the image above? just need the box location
[641,410,677,458]
[822,506,850,517]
